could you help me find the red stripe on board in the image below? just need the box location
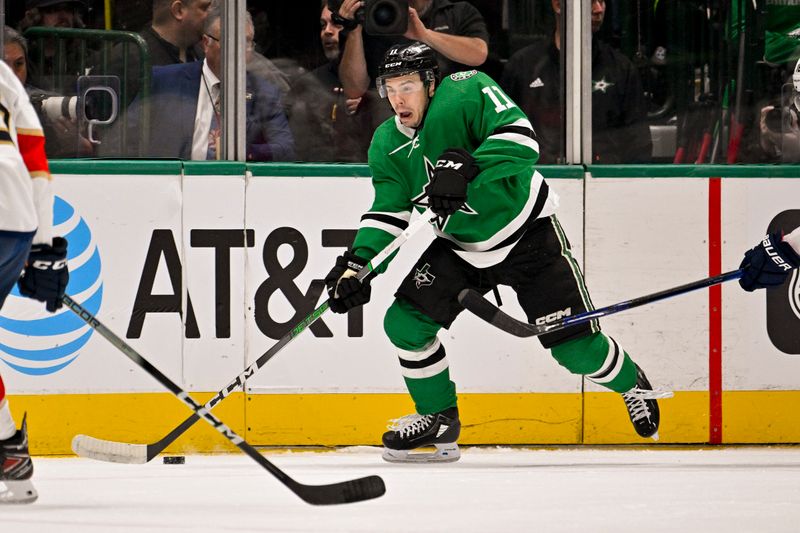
[708,178,723,444]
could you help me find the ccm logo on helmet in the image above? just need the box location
[762,235,794,271]
[384,61,403,68]
[535,307,572,325]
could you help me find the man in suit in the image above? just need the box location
[123,7,295,161]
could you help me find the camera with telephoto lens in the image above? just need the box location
[328,0,409,35]
[29,94,79,122]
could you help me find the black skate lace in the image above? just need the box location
[387,414,434,439]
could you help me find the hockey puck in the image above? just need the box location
[163,455,185,464]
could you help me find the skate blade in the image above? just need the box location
[0,479,38,504]
[382,443,460,464]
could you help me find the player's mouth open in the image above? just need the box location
[398,111,413,120]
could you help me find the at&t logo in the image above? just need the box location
[0,196,103,375]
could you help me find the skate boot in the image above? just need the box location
[621,365,673,441]
[382,407,461,463]
[0,413,37,504]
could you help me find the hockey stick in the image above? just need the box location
[72,210,436,464]
[458,269,743,338]
[62,294,385,505]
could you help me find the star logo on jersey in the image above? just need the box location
[412,263,436,289]
[593,78,615,93]
[411,156,477,230]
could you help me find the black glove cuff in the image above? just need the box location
[775,235,800,268]
[436,148,479,182]
[30,236,68,255]
[342,250,368,272]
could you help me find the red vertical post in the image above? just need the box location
[708,177,723,444]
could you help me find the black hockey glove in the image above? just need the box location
[739,233,800,292]
[17,237,69,312]
[324,251,372,313]
[424,148,479,218]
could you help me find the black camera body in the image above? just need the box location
[328,0,409,36]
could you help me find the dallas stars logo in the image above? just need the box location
[412,263,436,289]
[592,78,614,93]
[411,156,477,230]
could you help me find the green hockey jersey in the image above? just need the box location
[353,69,558,270]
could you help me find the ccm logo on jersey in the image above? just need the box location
[535,307,572,325]
[762,235,794,271]
[436,159,463,170]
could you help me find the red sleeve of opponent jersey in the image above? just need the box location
[17,130,51,178]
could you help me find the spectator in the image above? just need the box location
[287,1,385,162]
[18,0,87,94]
[333,0,489,98]
[758,58,800,162]
[3,26,93,158]
[500,0,652,164]
[244,13,291,103]
[103,0,212,105]
[122,6,294,161]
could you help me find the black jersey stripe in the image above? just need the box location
[399,344,446,369]
[440,179,550,253]
[360,213,409,231]
[590,337,620,380]
[491,124,537,140]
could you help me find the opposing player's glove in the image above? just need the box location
[17,237,69,312]
[424,148,479,218]
[324,251,371,313]
[739,233,800,291]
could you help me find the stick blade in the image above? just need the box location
[458,289,542,338]
[71,434,149,464]
[291,475,386,505]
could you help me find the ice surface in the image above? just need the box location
[2,446,799,532]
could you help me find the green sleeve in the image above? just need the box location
[463,72,540,186]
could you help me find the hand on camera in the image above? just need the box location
[330,0,363,30]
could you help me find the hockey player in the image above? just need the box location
[0,60,69,503]
[739,227,800,291]
[324,42,671,463]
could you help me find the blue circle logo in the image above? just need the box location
[0,196,103,375]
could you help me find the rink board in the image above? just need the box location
[1,162,799,453]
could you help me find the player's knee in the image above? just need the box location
[383,298,440,351]
[550,331,610,375]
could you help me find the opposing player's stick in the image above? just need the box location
[72,211,435,464]
[458,269,743,338]
[62,294,385,505]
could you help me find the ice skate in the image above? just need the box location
[382,407,461,463]
[621,365,673,441]
[0,414,37,504]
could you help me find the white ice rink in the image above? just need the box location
[2,447,800,533]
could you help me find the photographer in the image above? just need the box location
[758,58,800,163]
[3,26,93,158]
[332,0,489,99]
